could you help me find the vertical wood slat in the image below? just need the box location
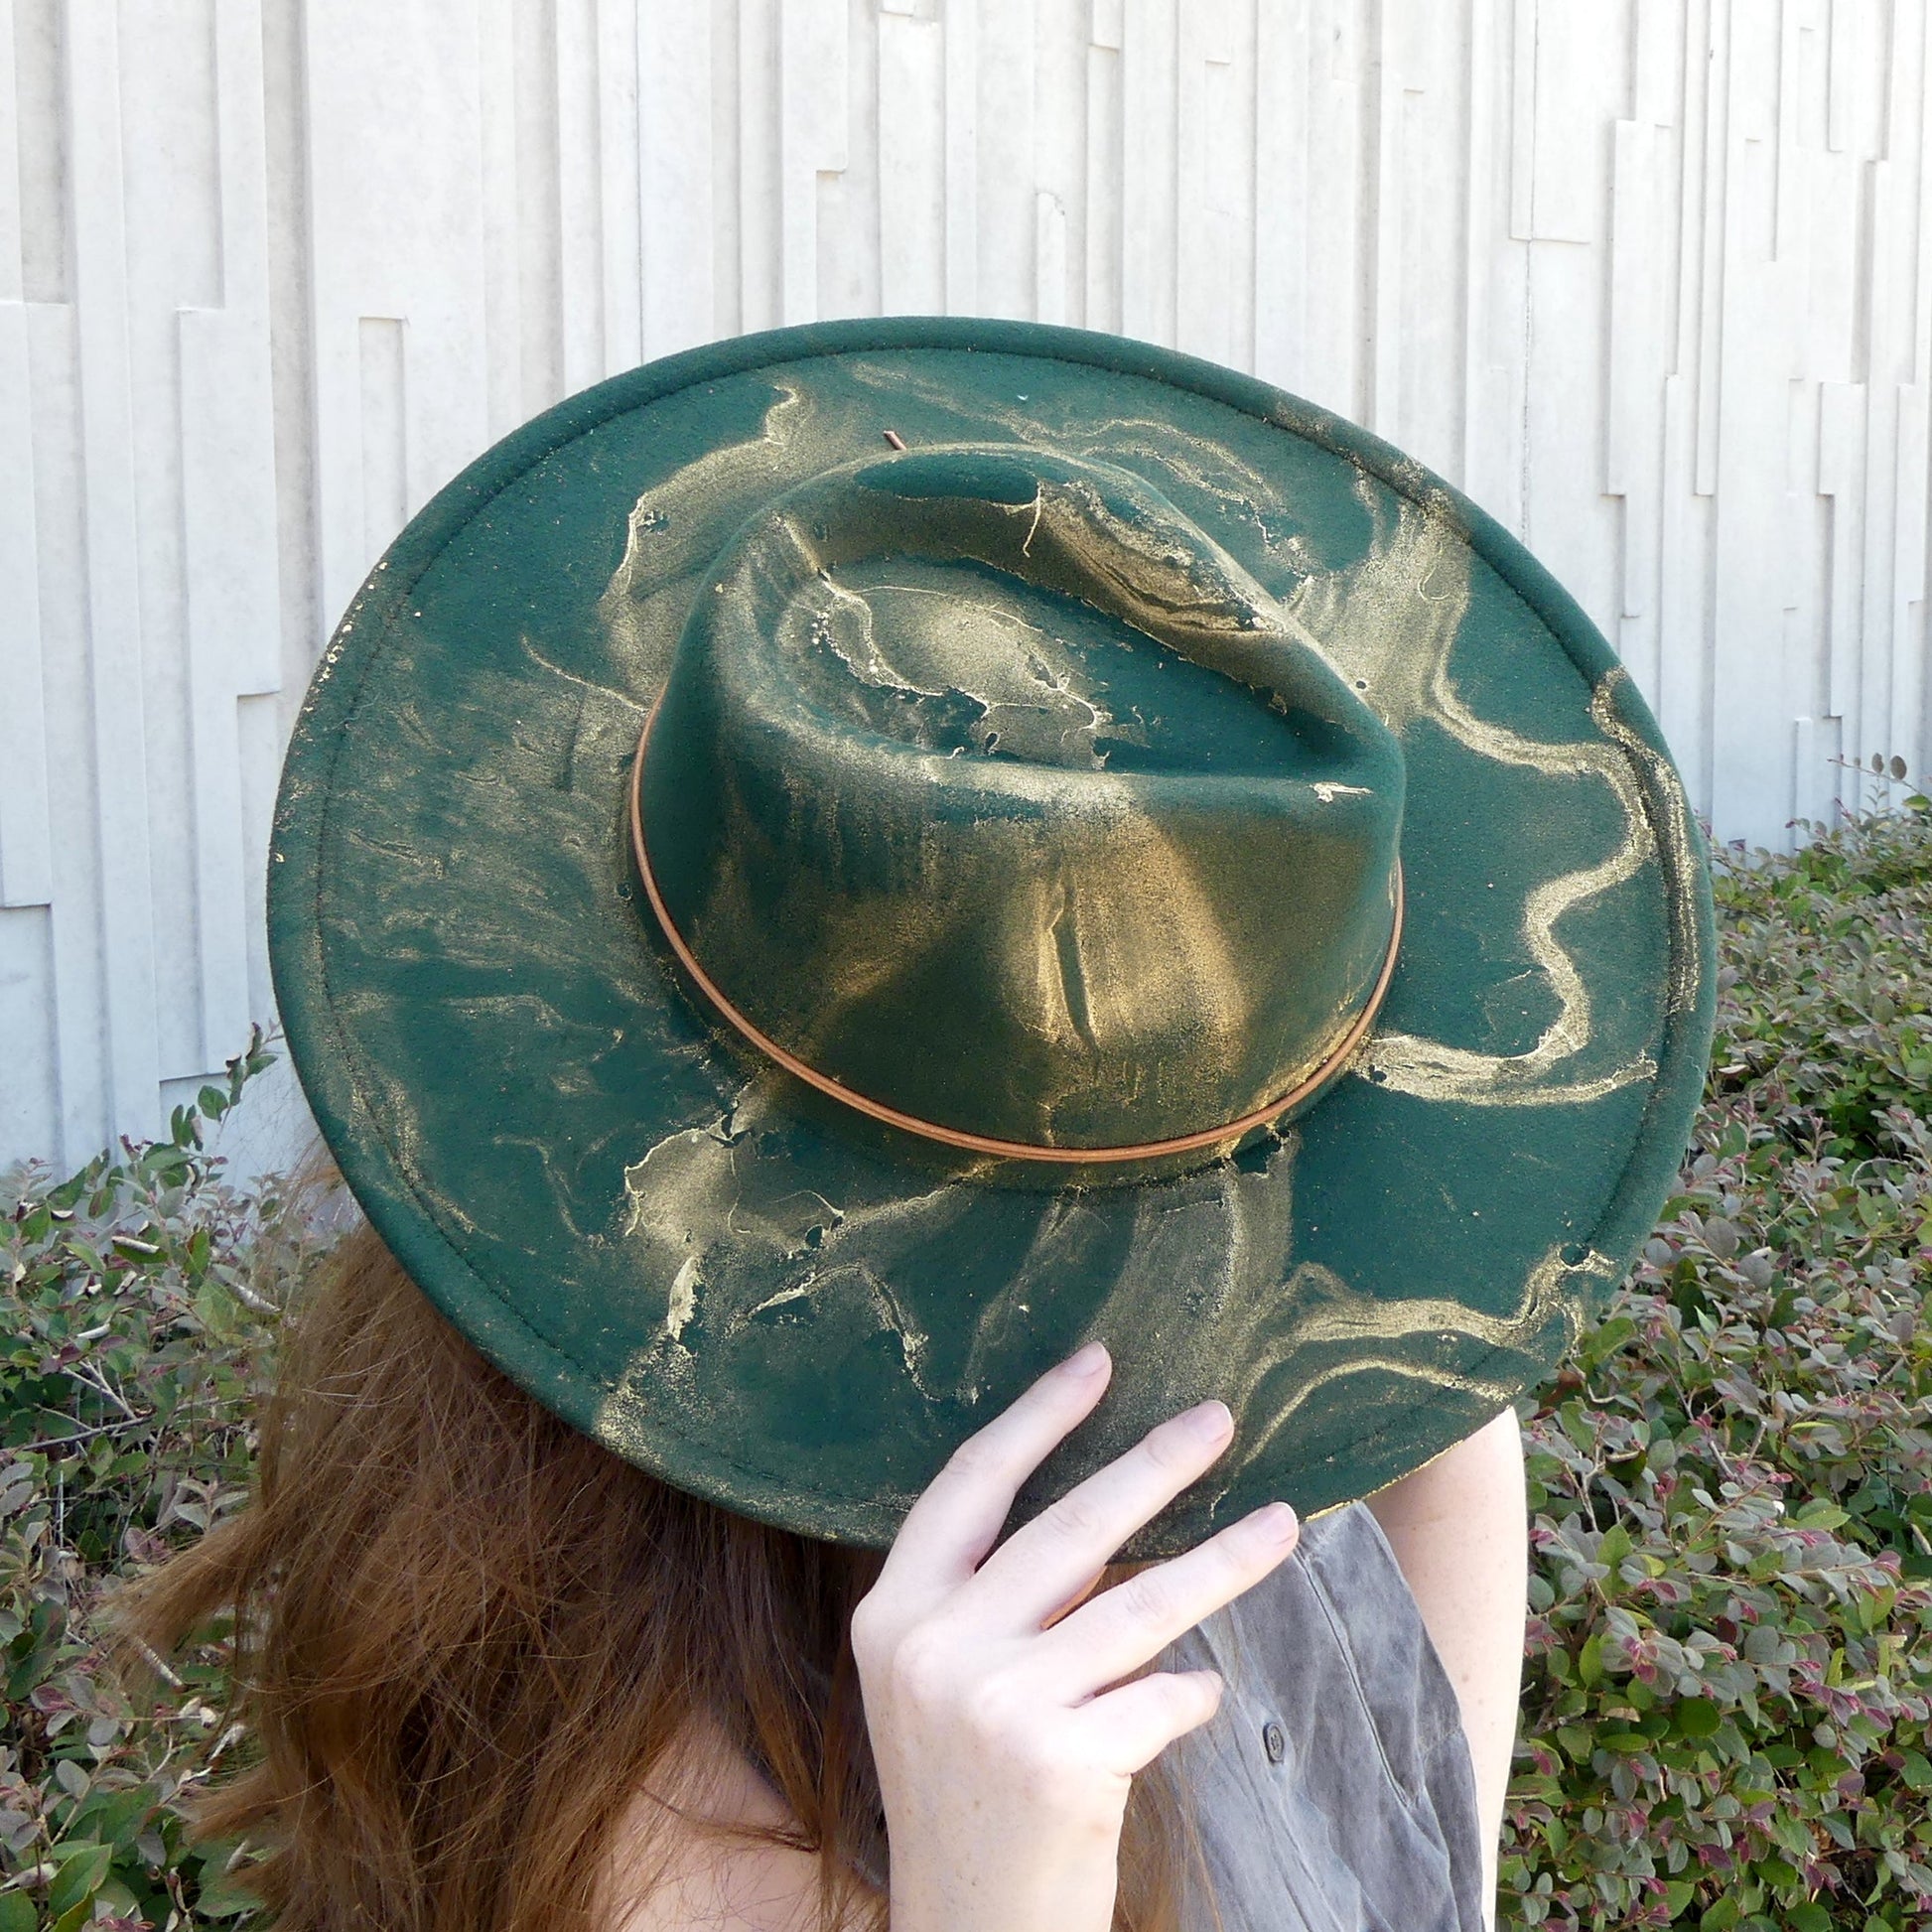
[1173,0,1239,370]
[477,0,522,441]
[1462,0,1517,519]
[473,0,525,436]
[1387,3,1472,485]
[1081,0,1119,333]
[178,0,281,1074]
[1851,0,1927,807]
[1508,0,1536,241]
[0,4,57,1155]
[1033,0,1089,330]
[779,0,844,324]
[509,0,567,419]
[1825,0,1855,156]
[1607,114,1670,688]
[1709,0,1806,847]
[641,0,715,356]
[556,0,605,389]
[598,0,643,374]
[1656,372,1709,802]
[1120,0,1175,346]
[1631,0,1676,127]
[308,9,386,624]
[1173,0,1208,359]
[878,8,940,314]
[1891,379,1928,776]
[0,906,57,1157]
[1795,133,1849,819]
[1694,0,1730,498]
[32,301,111,1168]
[974,0,1036,320]
[1900,0,1932,781]
[1302,1,1371,422]
[1367,5,1403,442]
[1519,5,1625,623]
[1035,189,1068,325]
[737,0,780,334]
[67,5,162,1147]
[1250,0,1305,390]
[707,0,743,339]
[305,2,490,621]
[0,295,53,909]
[0,4,56,912]
[1818,376,1866,724]
[945,0,980,314]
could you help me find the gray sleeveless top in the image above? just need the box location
[1169,1501,1486,1931]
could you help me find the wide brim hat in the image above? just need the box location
[270,319,1715,1555]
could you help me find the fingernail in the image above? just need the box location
[1180,1399,1233,1442]
[1062,1340,1109,1378]
[1251,1501,1299,1543]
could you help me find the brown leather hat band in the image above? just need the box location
[628,706,1403,1165]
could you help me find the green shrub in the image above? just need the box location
[0,1034,308,1930]
[1502,802,1932,1932]
[3,807,1929,1929]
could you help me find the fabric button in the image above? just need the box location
[1262,1720,1287,1764]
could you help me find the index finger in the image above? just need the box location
[878,1342,1113,1599]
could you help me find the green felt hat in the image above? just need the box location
[270,319,1715,1555]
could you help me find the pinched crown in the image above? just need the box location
[632,446,1404,1159]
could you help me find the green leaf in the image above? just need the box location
[1792,1500,1850,1530]
[1555,1725,1593,1762]
[6,1639,58,1701]
[71,1784,153,1850]
[45,1840,112,1917]
[1580,1314,1636,1367]
[0,1895,36,1932]
[1701,1895,1741,1932]
[196,1867,267,1917]
[1786,1906,1831,1932]
[1675,1697,1723,1738]
[1897,1749,1932,1793]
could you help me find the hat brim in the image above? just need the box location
[270,319,1714,1554]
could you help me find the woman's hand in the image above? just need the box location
[850,1342,1301,1932]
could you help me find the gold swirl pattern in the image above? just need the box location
[583,357,1677,1516]
[1288,477,1680,1105]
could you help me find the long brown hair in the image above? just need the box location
[124,1224,1185,1931]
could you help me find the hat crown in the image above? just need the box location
[633,444,1404,1155]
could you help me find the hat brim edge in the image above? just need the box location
[267,317,1718,1543]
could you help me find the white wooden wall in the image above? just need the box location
[3,0,1929,1174]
